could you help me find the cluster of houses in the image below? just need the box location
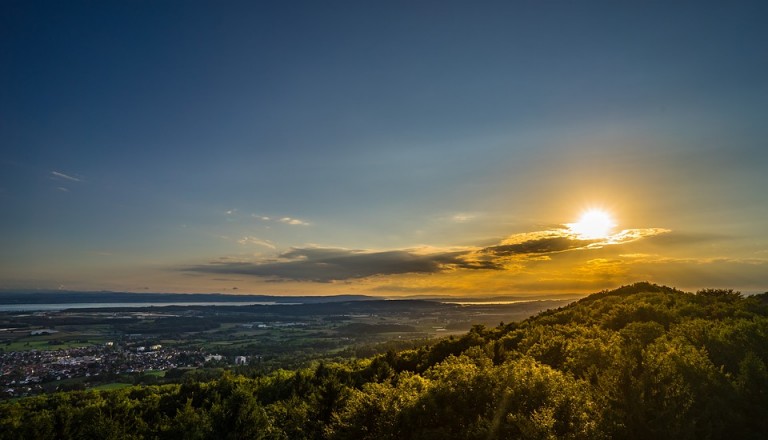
[0,342,206,398]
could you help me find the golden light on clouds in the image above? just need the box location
[567,209,617,239]
[177,204,676,296]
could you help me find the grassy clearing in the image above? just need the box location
[90,382,133,391]
[1,338,102,352]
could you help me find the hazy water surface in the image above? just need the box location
[0,301,298,312]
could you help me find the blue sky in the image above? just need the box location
[2,1,767,295]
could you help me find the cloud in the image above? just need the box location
[452,213,475,223]
[482,233,595,257]
[478,227,669,260]
[51,171,81,182]
[601,228,672,245]
[182,226,669,283]
[237,236,276,249]
[280,217,309,226]
[251,214,309,225]
[183,246,500,282]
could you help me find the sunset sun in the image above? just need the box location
[568,209,617,239]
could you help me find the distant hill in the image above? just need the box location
[2,282,767,439]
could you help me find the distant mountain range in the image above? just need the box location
[0,290,584,305]
[0,290,375,305]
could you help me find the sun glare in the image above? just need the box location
[568,209,617,239]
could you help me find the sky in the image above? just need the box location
[1,0,767,296]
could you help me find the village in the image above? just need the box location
[0,341,240,399]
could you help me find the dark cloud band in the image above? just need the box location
[183,248,499,282]
[182,228,668,282]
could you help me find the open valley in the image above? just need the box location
[0,298,571,398]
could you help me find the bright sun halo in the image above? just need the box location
[568,209,617,239]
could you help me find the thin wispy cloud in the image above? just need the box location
[251,214,309,226]
[279,217,309,226]
[237,236,276,249]
[51,171,81,182]
[452,213,476,223]
[600,228,672,245]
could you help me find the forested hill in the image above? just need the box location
[2,282,768,439]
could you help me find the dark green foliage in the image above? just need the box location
[116,317,220,334]
[2,283,767,439]
[335,323,418,335]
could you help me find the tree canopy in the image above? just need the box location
[2,282,767,439]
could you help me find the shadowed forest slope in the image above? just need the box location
[2,282,767,439]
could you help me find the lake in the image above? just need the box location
[0,301,300,312]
